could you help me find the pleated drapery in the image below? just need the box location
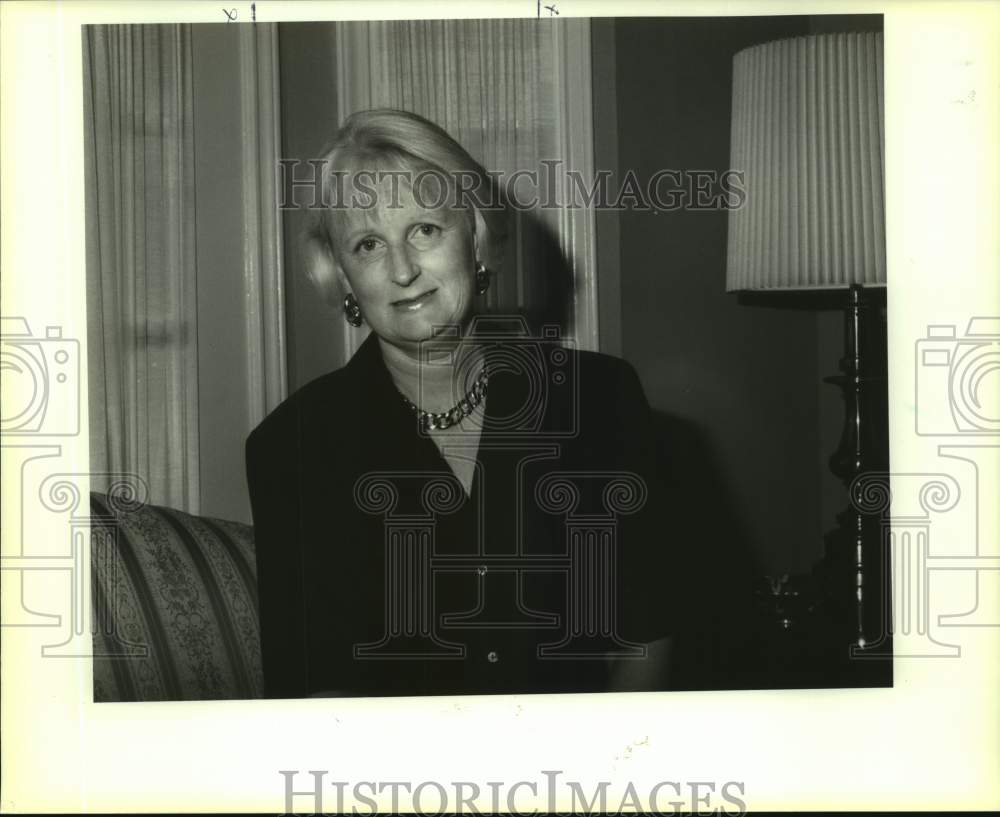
[726,33,886,291]
[83,25,201,512]
[351,19,556,181]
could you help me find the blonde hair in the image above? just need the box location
[301,109,509,306]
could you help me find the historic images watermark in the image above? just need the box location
[352,468,648,662]
[1,317,80,436]
[1,465,151,660]
[915,318,999,437]
[1,313,996,668]
[350,316,650,662]
[410,318,580,440]
[1,314,152,659]
[278,160,747,213]
[2,316,86,641]
[843,316,999,658]
[279,769,748,815]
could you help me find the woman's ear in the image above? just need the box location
[471,206,489,264]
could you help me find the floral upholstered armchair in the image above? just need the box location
[89,492,263,702]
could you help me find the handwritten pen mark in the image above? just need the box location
[223,7,237,21]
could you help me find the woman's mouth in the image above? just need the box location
[392,289,438,311]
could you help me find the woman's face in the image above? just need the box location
[331,173,478,350]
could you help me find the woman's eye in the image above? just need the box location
[355,238,379,254]
[414,223,439,238]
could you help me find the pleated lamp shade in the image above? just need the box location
[726,33,885,292]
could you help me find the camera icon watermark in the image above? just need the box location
[415,314,579,439]
[887,315,1000,659]
[0,316,81,437]
[915,317,999,436]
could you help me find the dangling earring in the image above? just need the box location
[343,293,363,327]
[475,261,491,295]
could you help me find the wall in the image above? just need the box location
[602,15,884,575]
[190,22,350,523]
[192,25,253,523]
[278,22,346,394]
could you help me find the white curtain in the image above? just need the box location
[83,25,200,513]
[335,18,597,356]
[346,20,556,178]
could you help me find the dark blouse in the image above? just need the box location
[245,323,689,698]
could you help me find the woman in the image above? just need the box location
[246,109,679,698]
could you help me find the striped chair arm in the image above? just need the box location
[90,492,263,701]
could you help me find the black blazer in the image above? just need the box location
[246,322,690,698]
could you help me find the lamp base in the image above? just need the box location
[818,284,891,680]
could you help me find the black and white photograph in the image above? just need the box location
[81,13,892,702]
[4,1,1000,813]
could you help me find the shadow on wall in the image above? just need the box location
[485,208,769,687]
[505,186,773,686]
[649,408,763,687]
[481,199,576,336]
[650,408,759,578]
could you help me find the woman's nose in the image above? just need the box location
[388,245,420,286]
